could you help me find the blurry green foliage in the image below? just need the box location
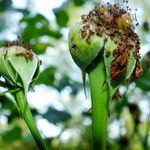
[0,95,16,110]
[0,0,12,11]
[36,67,56,86]
[1,126,22,142]
[72,0,86,6]
[21,14,52,39]
[0,95,20,123]
[136,51,150,91]
[0,0,150,150]
[20,14,62,54]
[142,22,149,32]
[53,8,69,27]
[42,107,72,124]
[55,74,82,95]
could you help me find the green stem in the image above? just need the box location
[13,90,48,150]
[88,60,108,150]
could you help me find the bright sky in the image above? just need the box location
[12,0,65,20]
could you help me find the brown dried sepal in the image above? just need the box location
[111,50,129,80]
[146,52,150,67]
[133,61,143,78]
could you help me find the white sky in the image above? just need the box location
[12,0,65,20]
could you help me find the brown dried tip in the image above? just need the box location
[3,40,33,60]
[3,40,32,51]
[80,2,142,80]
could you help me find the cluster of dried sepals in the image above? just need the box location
[80,2,142,80]
[3,40,33,60]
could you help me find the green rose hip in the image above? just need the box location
[0,42,48,150]
[0,44,39,95]
[69,22,104,71]
[68,2,142,150]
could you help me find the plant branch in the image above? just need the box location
[88,59,108,150]
[13,90,48,150]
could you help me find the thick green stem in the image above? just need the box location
[88,60,108,150]
[13,90,48,150]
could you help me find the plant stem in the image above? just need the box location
[13,90,48,150]
[88,60,108,150]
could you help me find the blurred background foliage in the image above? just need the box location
[0,0,150,150]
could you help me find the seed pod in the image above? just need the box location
[0,45,40,95]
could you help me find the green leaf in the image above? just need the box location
[20,14,62,48]
[142,21,149,32]
[0,95,16,110]
[11,8,29,15]
[126,50,136,80]
[73,0,86,6]
[42,107,72,124]
[104,37,117,101]
[136,52,150,91]
[104,38,117,84]
[21,14,49,25]
[136,77,150,91]
[53,8,69,27]
[20,14,62,54]
[30,61,40,85]
[1,126,22,142]
[0,0,12,12]
[36,67,56,86]
[32,43,49,54]
[55,74,82,95]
